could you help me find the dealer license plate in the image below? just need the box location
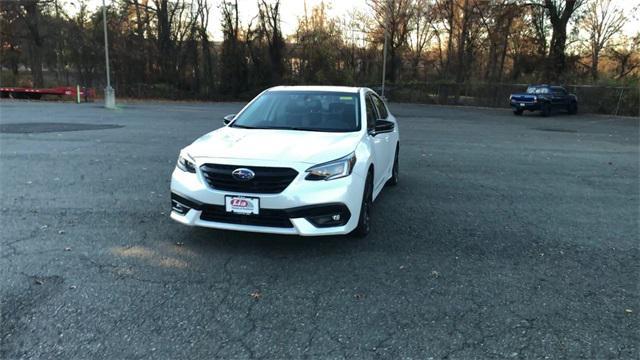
[520,103,525,106]
[225,196,259,215]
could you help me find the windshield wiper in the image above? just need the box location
[232,125,349,132]
[231,124,261,129]
[261,126,309,131]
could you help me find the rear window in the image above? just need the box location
[526,86,550,94]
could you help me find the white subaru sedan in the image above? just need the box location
[170,86,399,237]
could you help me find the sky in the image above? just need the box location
[84,0,638,41]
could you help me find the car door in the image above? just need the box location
[365,93,388,191]
[551,87,568,109]
[364,93,385,192]
[370,93,396,177]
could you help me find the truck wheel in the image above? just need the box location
[541,103,551,117]
[568,102,578,115]
[513,109,523,115]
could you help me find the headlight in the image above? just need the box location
[305,152,356,181]
[176,153,196,173]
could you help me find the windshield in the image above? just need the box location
[231,91,361,132]
[526,86,549,94]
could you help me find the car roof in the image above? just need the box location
[268,85,361,94]
[529,84,565,88]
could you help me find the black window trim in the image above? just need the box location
[365,92,380,131]
[370,93,389,120]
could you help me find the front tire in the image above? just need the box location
[568,102,578,115]
[386,146,399,186]
[541,103,551,117]
[513,109,523,115]
[351,172,373,238]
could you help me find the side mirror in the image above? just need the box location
[372,119,394,135]
[223,114,236,125]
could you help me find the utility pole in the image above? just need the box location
[380,0,389,100]
[102,0,116,109]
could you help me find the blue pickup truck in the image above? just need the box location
[509,85,578,116]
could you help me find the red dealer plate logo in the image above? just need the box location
[225,196,259,215]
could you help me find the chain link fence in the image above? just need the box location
[95,81,639,117]
[380,83,639,117]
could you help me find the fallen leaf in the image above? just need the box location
[69,285,77,289]
[64,247,72,251]
[58,230,65,235]
[250,291,262,300]
[431,270,440,278]
[354,293,366,300]
[175,242,184,246]
[625,309,633,314]
[34,278,44,285]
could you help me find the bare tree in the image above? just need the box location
[295,2,345,84]
[539,0,586,81]
[581,0,626,80]
[220,0,247,96]
[369,0,415,83]
[607,33,640,79]
[258,0,285,84]
[7,0,53,86]
[407,0,434,79]
[477,0,518,81]
[196,0,214,95]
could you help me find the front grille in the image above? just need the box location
[200,164,298,194]
[511,96,536,102]
[200,205,293,228]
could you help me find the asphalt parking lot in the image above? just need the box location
[1,100,638,359]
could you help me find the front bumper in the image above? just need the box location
[510,101,540,111]
[169,163,365,236]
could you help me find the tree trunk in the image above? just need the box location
[544,0,580,81]
[200,31,214,96]
[547,24,567,81]
[23,1,44,87]
[388,44,397,83]
[445,0,454,79]
[591,48,599,80]
[157,0,173,81]
[455,0,470,83]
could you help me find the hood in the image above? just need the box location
[185,127,363,165]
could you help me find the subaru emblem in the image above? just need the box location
[232,168,255,181]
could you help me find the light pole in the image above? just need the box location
[102,0,116,109]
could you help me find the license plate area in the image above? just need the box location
[225,195,259,215]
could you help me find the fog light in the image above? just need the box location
[171,200,190,215]
[307,213,348,228]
